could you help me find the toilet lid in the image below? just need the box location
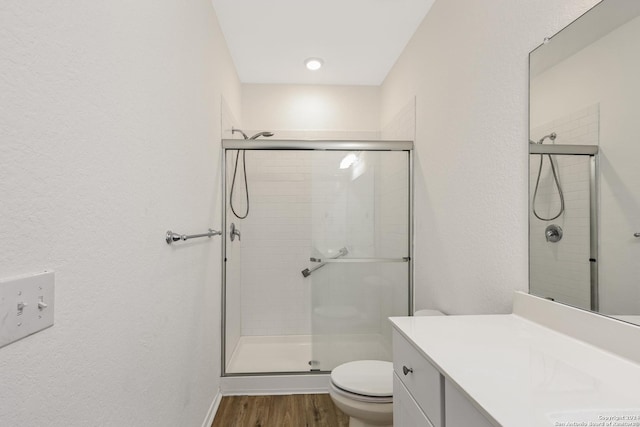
[330,360,393,397]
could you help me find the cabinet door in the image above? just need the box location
[393,374,433,427]
[393,330,443,426]
[444,378,495,427]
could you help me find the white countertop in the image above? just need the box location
[390,314,640,427]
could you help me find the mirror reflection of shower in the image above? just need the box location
[229,127,274,219]
[531,132,565,221]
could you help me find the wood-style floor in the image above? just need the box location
[211,394,349,427]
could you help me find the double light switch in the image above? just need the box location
[0,271,55,348]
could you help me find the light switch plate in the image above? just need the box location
[0,271,55,349]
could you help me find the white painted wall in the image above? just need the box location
[531,15,640,315]
[380,0,600,314]
[242,84,380,139]
[0,1,241,426]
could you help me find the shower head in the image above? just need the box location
[249,131,274,140]
[536,132,557,144]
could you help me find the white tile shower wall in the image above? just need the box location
[222,98,242,365]
[239,151,313,336]
[376,151,411,341]
[529,106,598,309]
[236,150,404,341]
[530,104,599,146]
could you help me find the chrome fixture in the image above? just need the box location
[301,247,348,278]
[231,127,275,140]
[531,132,565,221]
[229,223,241,242]
[229,128,274,219]
[545,224,563,243]
[634,232,640,238]
[529,132,557,144]
[166,228,221,244]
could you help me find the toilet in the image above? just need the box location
[329,309,445,427]
[329,360,393,427]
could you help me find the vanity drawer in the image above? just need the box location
[392,330,443,427]
[393,373,433,427]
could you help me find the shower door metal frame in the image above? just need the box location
[528,143,599,311]
[220,139,414,377]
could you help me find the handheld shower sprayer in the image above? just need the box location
[531,131,565,221]
[229,128,274,219]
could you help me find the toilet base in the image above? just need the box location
[329,386,393,427]
[349,418,392,427]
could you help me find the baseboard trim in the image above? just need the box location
[201,390,222,427]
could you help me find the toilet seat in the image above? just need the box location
[330,360,393,403]
[330,381,393,404]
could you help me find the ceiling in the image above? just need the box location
[211,0,436,86]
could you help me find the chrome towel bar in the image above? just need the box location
[166,228,222,244]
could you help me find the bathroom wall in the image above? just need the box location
[530,15,640,315]
[234,150,313,336]
[380,0,601,314]
[242,84,381,140]
[0,1,240,426]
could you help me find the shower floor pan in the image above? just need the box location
[226,335,312,374]
[225,334,390,374]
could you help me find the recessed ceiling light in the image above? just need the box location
[304,57,323,71]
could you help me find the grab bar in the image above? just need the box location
[301,247,348,278]
[166,228,222,244]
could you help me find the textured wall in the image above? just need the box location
[0,1,241,426]
[380,0,600,314]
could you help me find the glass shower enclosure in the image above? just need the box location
[222,140,413,375]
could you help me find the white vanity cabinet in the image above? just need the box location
[392,329,494,427]
[393,375,433,427]
[393,331,443,427]
[444,378,494,427]
[390,293,640,427]
[392,330,442,426]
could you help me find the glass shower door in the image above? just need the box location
[308,150,410,371]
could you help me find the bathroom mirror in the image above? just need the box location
[529,0,640,326]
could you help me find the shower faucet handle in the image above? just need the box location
[634,232,640,238]
[230,223,241,241]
